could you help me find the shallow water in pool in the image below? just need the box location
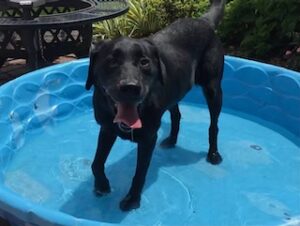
[2,103,300,226]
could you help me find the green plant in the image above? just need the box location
[219,0,300,58]
[93,0,163,40]
[126,0,163,37]
[93,0,209,40]
[93,18,130,40]
[148,0,209,25]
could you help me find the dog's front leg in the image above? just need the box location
[160,104,181,148]
[120,134,157,211]
[92,126,117,196]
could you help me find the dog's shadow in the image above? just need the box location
[60,122,206,224]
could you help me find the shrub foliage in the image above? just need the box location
[93,0,209,40]
[93,0,300,70]
[219,0,300,58]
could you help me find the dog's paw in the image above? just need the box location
[94,179,111,196]
[206,152,222,165]
[160,137,176,149]
[119,194,141,211]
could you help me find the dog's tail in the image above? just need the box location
[202,0,226,29]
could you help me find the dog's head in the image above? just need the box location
[86,37,163,129]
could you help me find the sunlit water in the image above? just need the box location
[2,103,300,226]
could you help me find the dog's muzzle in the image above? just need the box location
[119,83,142,99]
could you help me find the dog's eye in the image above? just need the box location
[140,58,150,67]
[107,57,118,67]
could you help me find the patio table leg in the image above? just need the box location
[76,25,93,58]
[0,58,6,67]
[20,29,39,69]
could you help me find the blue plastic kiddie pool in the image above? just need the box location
[0,56,299,226]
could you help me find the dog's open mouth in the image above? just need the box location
[113,103,142,129]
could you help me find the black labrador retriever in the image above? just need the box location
[86,0,226,211]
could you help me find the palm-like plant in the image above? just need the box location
[93,0,162,40]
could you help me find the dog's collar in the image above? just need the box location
[117,122,133,133]
[117,122,135,141]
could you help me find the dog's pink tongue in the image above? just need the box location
[113,103,142,129]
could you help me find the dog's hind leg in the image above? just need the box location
[160,104,181,148]
[202,80,223,164]
[196,38,224,164]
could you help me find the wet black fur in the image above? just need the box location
[86,0,226,211]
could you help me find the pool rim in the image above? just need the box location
[0,56,299,226]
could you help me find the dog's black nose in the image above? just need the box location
[119,83,141,97]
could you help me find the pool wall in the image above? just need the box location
[185,56,300,139]
[0,56,299,226]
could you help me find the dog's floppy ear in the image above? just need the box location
[143,39,166,85]
[86,41,106,90]
[157,55,166,86]
[85,43,97,90]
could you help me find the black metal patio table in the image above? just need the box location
[0,0,128,69]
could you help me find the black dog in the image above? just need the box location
[86,0,226,211]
